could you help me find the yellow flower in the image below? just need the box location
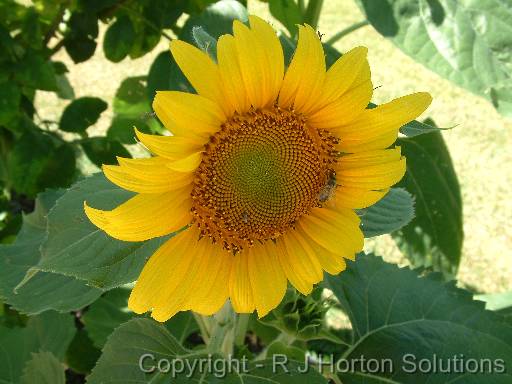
[84,16,431,322]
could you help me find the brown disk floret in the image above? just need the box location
[191,105,338,252]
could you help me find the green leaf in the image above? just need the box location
[393,130,463,276]
[59,97,108,133]
[15,53,57,91]
[64,11,99,63]
[54,73,75,100]
[38,173,170,289]
[269,0,302,37]
[326,254,512,383]
[113,76,150,117]
[65,329,101,374]
[108,76,159,143]
[103,14,136,63]
[147,50,192,101]
[357,0,512,117]
[81,137,131,167]
[20,351,65,384]
[7,130,76,197]
[0,311,75,383]
[181,0,249,42]
[358,188,415,238]
[0,190,103,315]
[142,0,185,29]
[82,287,199,349]
[107,116,152,144]
[81,287,135,349]
[0,81,21,125]
[192,26,217,59]
[88,318,327,383]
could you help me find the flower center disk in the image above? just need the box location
[191,106,338,251]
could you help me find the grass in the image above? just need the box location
[36,0,512,294]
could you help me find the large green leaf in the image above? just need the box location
[81,287,135,349]
[269,0,302,37]
[20,351,66,384]
[107,76,158,144]
[81,137,131,167]
[37,173,170,289]
[59,97,108,133]
[358,188,414,238]
[87,318,327,383]
[147,51,192,101]
[0,311,75,384]
[64,11,99,63]
[0,190,103,315]
[0,81,20,125]
[7,130,76,197]
[181,0,248,42]
[82,287,199,349]
[65,329,102,375]
[393,129,463,275]
[103,14,136,63]
[357,0,512,116]
[326,254,512,383]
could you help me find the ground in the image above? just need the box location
[35,0,511,294]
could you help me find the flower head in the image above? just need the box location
[85,16,431,322]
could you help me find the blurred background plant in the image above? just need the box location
[0,0,511,383]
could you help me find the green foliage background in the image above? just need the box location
[0,0,511,383]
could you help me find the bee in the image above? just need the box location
[318,171,337,204]
[241,211,249,224]
[140,111,156,120]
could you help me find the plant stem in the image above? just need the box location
[206,302,236,355]
[303,0,324,30]
[234,313,250,346]
[325,20,369,45]
[192,312,211,344]
[298,0,305,14]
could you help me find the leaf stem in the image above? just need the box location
[326,20,369,45]
[303,0,324,29]
[234,313,250,346]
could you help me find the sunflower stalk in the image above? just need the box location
[303,0,324,29]
[205,302,237,355]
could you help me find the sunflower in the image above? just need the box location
[84,16,431,322]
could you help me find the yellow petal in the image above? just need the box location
[336,147,402,170]
[295,225,347,275]
[298,207,363,257]
[249,15,284,104]
[337,157,406,190]
[334,92,432,152]
[152,91,224,139]
[217,34,250,114]
[232,21,270,108]
[104,157,194,193]
[186,244,232,315]
[322,46,370,106]
[279,25,325,113]
[307,79,372,129]
[248,242,287,317]
[279,230,323,295]
[128,228,197,316]
[229,251,255,313]
[135,128,203,160]
[169,40,227,113]
[334,187,389,209]
[167,152,203,172]
[84,188,191,242]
